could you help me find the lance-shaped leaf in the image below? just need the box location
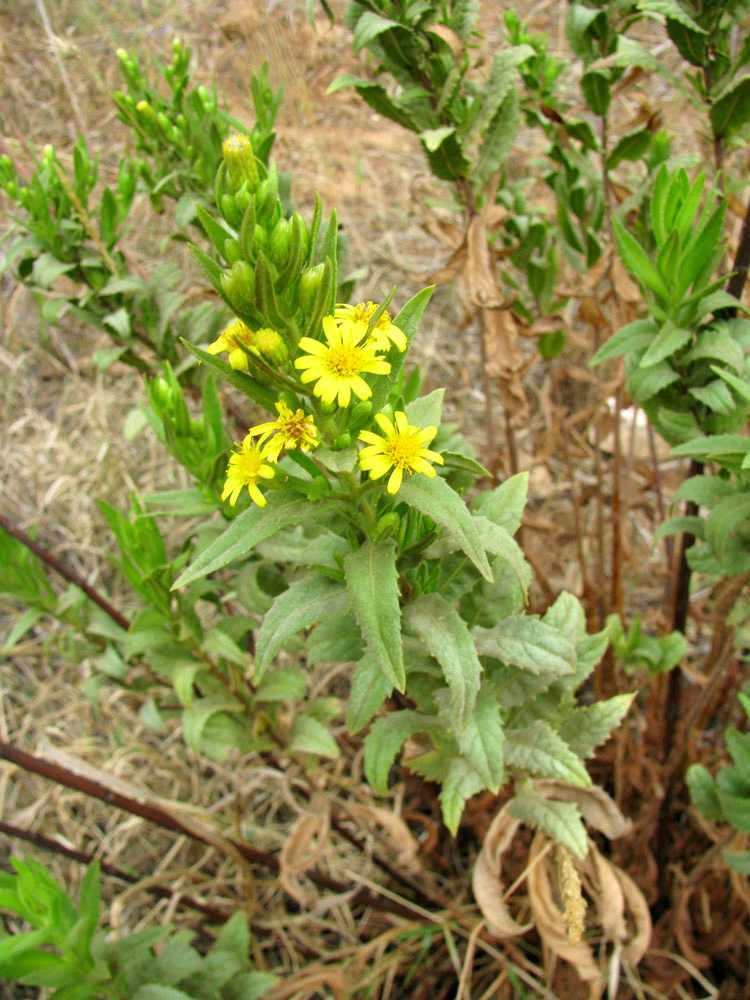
[455,685,505,792]
[344,540,405,691]
[474,617,576,676]
[508,782,587,858]
[370,286,434,412]
[440,758,485,835]
[346,651,394,734]
[471,516,530,596]
[172,495,335,590]
[474,92,519,190]
[613,217,669,302]
[364,710,438,795]
[399,475,493,582]
[404,593,482,730]
[504,721,591,787]
[558,693,635,759]
[290,713,340,760]
[254,576,350,682]
[181,340,278,411]
[471,471,528,535]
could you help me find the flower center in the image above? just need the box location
[236,447,264,479]
[385,432,420,469]
[327,344,362,378]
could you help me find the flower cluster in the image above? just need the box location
[218,303,442,505]
[222,400,319,507]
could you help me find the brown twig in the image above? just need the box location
[0,742,438,924]
[0,513,130,631]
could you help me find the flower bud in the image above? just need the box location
[297,263,325,314]
[269,217,292,268]
[349,400,373,430]
[136,99,155,122]
[254,328,289,366]
[220,193,242,227]
[333,432,351,450]
[251,224,267,257]
[189,418,204,440]
[375,511,401,541]
[220,260,255,314]
[151,375,171,408]
[222,133,259,194]
[291,212,310,262]
[223,238,243,265]
[156,111,171,134]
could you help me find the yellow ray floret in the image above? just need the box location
[222,435,276,507]
[334,301,407,353]
[207,319,255,371]
[294,315,391,408]
[358,411,444,494]
[247,401,319,462]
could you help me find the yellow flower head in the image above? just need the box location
[335,301,407,352]
[294,315,391,408]
[207,319,255,371]
[222,435,275,507]
[248,401,319,462]
[358,411,444,494]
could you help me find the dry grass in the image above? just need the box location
[2,0,750,997]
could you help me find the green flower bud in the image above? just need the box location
[156,111,171,134]
[320,397,338,415]
[251,224,267,257]
[136,99,156,122]
[375,511,401,541]
[349,400,373,430]
[269,217,292,268]
[234,182,251,215]
[222,133,259,194]
[151,375,171,407]
[254,327,289,366]
[220,192,242,227]
[297,263,325,314]
[224,238,242,265]
[220,260,255,314]
[333,432,351,450]
[291,212,310,262]
[189,418,204,440]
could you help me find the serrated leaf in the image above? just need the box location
[464,47,534,144]
[406,388,444,429]
[471,517,530,596]
[507,785,587,857]
[474,617,576,676]
[474,92,519,190]
[364,710,436,795]
[613,217,669,301]
[439,758,485,835]
[591,318,658,366]
[182,696,243,754]
[254,576,349,681]
[639,321,692,367]
[504,721,591,787]
[456,686,504,792]
[370,287,433,412]
[404,593,482,730]
[558,694,634,759]
[290,713,340,759]
[723,850,750,875]
[627,360,680,404]
[172,495,332,590]
[344,540,404,691]
[399,474,493,582]
[688,379,735,415]
[687,763,722,820]
[132,985,196,1000]
[255,667,307,702]
[471,471,528,535]
[710,73,750,139]
[346,651,394,734]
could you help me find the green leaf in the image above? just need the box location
[639,321,692,367]
[290,713,340,759]
[711,365,750,404]
[254,576,349,681]
[352,11,400,51]
[613,216,669,301]
[637,0,706,33]
[364,710,437,795]
[344,540,404,691]
[404,593,482,731]
[347,651,393,734]
[439,758,485,835]
[606,127,652,169]
[406,388,444,429]
[31,253,75,288]
[474,617,576,676]
[471,471,529,536]
[558,694,634,759]
[463,47,534,144]
[255,667,307,702]
[189,243,224,297]
[474,92,519,190]
[706,494,750,571]
[581,69,610,116]
[710,73,750,139]
[627,360,680,405]
[151,931,203,987]
[172,495,332,590]
[456,686,504,792]
[181,340,278,412]
[471,516,530,596]
[678,203,727,299]
[674,474,734,507]
[688,379,735,416]
[370,286,433,412]
[504,721,591,787]
[671,433,750,462]
[399,475,493,582]
[507,785,587,858]
[683,328,745,372]
[723,850,750,875]
[103,307,131,340]
[687,763,722,820]
[132,987,196,1000]
[182,696,244,755]
[591,318,658,366]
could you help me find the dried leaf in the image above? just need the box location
[612,256,642,302]
[527,834,601,984]
[280,801,330,907]
[473,807,534,938]
[537,782,633,839]
[262,964,347,1000]
[426,23,463,55]
[345,802,421,871]
[482,308,529,424]
[465,216,504,308]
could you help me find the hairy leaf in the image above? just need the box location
[344,540,404,690]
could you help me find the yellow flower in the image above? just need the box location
[294,315,391,408]
[247,401,319,462]
[335,300,407,352]
[222,435,275,507]
[358,411,444,494]
[207,319,255,371]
